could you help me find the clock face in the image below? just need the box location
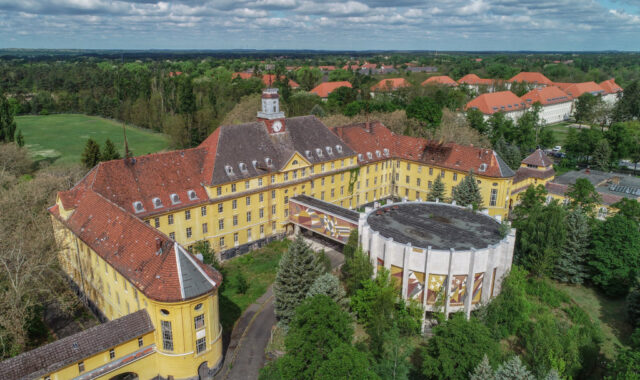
[272,120,283,132]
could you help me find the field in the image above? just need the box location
[16,114,170,166]
[548,121,573,145]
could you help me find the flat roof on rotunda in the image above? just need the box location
[366,202,502,250]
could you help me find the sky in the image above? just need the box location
[0,0,639,51]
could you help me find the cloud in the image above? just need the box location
[0,0,637,50]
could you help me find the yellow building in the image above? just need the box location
[1,88,517,379]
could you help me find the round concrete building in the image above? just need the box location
[359,201,515,318]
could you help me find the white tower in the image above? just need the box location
[257,87,286,134]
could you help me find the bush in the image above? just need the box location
[483,266,531,339]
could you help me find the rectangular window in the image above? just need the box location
[169,232,175,240]
[232,200,237,209]
[234,233,239,243]
[331,162,335,169]
[138,337,144,347]
[161,321,173,351]
[217,187,222,196]
[440,171,445,178]
[154,217,160,228]
[259,193,264,202]
[247,228,252,240]
[233,215,238,226]
[246,196,251,206]
[331,188,335,198]
[259,208,264,218]
[245,181,250,190]
[260,224,264,234]
[185,210,191,220]
[284,209,289,217]
[284,196,289,204]
[109,349,115,360]
[340,186,344,195]
[231,183,237,192]
[194,314,205,330]
[246,211,252,222]
[321,191,325,200]
[196,337,207,354]
[218,203,223,213]
[271,174,276,184]
[428,181,432,189]
[284,172,289,181]
[168,214,174,225]
[271,190,276,199]
[490,189,498,207]
[78,361,85,373]
[331,175,335,184]
[272,221,276,231]
[186,227,192,238]
[417,178,421,186]
[321,178,325,186]
[429,167,433,175]
[218,219,224,230]
[202,223,208,234]
[407,163,411,170]
[201,206,207,216]
[258,178,263,187]
[406,176,410,184]
[219,237,225,247]
[272,205,276,214]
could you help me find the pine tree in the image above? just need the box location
[544,369,561,380]
[628,285,640,327]
[494,356,535,380]
[306,273,349,309]
[81,138,101,168]
[427,175,446,202]
[0,96,17,143]
[553,207,589,284]
[452,170,484,209]
[15,129,25,147]
[274,235,323,326]
[470,354,495,380]
[341,246,373,295]
[101,138,121,161]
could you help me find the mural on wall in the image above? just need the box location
[408,270,425,302]
[288,201,357,243]
[377,258,384,274]
[472,273,484,304]
[391,265,403,288]
[449,275,468,306]
[427,274,447,305]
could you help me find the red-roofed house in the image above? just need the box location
[169,71,183,77]
[563,82,605,99]
[508,72,554,88]
[370,78,411,95]
[232,72,253,80]
[465,91,527,121]
[422,76,458,87]
[599,79,624,104]
[520,86,573,124]
[261,74,300,89]
[310,81,353,100]
[457,74,497,93]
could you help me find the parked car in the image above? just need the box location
[552,146,562,152]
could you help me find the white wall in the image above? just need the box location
[539,101,573,125]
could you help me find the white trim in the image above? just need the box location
[157,349,195,357]
[174,244,186,300]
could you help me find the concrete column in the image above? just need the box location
[482,245,496,303]
[369,231,379,277]
[401,243,411,299]
[422,246,431,310]
[384,240,392,270]
[465,249,477,320]
[444,248,454,320]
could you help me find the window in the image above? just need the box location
[169,232,175,240]
[429,167,433,175]
[284,209,289,217]
[154,217,160,228]
[186,227,192,238]
[260,224,264,234]
[217,187,222,196]
[405,176,410,184]
[78,361,85,373]
[234,233,239,243]
[247,228,252,241]
[407,163,411,170]
[109,349,115,360]
[440,171,445,178]
[246,196,251,206]
[453,173,458,181]
[168,214,174,225]
[233,215,238,226]
[340,186,344,195]
[196,337,207,354]
[271,175,276,184]
[245,181,250,189]
[321,191,325,200]
[259,208,264,218]
[272,221,276,231]
[201,206,207,216]
[331,175,335,184]
[246,211,252,222]
[417,178,421,186]
[428,181,432,189]
[321,178,325,186]
[284,196,288,204]
[331,188,335,198]
[271,190,276,199]
[272,205,276,214]
[259,193,264,202]
[194,314,205,330]
[218,219,224,230]
[202,223,208,234]
[321,164,325,172]
[218,203,223,213]
[185,210,191,220]
[284,172,289,181]
[232,200,237,209]
[258,178,263,187]
[219,237,225,247]
[231,183,236,192]
[490,189,498,207]
[138,337,144,347]
[161,321,173,351]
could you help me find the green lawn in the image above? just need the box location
[548,121,573,145]
[553,282,633,359]
[16,114,170,166]
[219,239,290,332]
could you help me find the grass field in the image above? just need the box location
[16,114,170,166]
[548,121,573,144]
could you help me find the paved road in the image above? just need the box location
[217,237,343,380]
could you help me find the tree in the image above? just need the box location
[418,314,501,380]
[341,246,373,295]
[487,112,515,146]
[470,354,495,380]
[605,122,633,164]
[513,184,547,220]
[614,80,640,122]
[0,96,17,143]
[466,108,488,134]
[343,230,359,259]
[566,178,602,216]
[306,273,349,309]
[494,356,535,380]
[612,198,640,225]
[193,240,219,269]
[574,93,599,124]
[544,369,561,380]
[427,175,446,202]
[592,138,611,171]
[101,138,121,161]
[295,67,322,91]
[493,137,522,170]
[405,96,442,129]
[315,344,379,380]
[273,235,323,325]
[553,208,589,284]
[627,285,640,327]
[374,326,412,380]
[451,170,483,209]
[15,129,24,147]
[328,69,352,82]
[81,138,101,168]
[607,348,640,379]
[277,295,354,379]
[589,214,640,296]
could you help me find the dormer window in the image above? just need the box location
[133,201,144,213]
[358,153,363,161]
[375,150,381,158]
[239,162,248,174]
[265,157,273,167]
[170,193,181,205]
[187,190,198,201]
[479,163,488,172]
[292,160,298,165]
[383,148,390,156]
[335,145,343,153]
[326,146,333,155]
[225,165,234,176]
[152,197,163,209]
[305,150,312,160]
[315,148,323,157]
[366,152,373,159]
[252,160,258,169]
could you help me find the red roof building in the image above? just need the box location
[599,79,623,94]
[521,86,572,106]
[261,74,300,89]
[310,81,353,98]
[508,72,553,86]
[465,91,527,115]
[457,73,494,86]
[422,76,458,87]
[370,78,411,92]
[563,82,605,98]
[232,72,253,80]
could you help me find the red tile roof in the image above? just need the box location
[521,86,572,106]
[317,65,336,71]
[261,74,300,89]
[50,189,221,302]
[310,81,353,98]
[457,74,494,86]
[552,82,573,91]
[342,64,361,70]
[422,76,458,87]
[361,63,377,69]
[508,72,553,86]
[465,91,527,115]
[370,78,411,91]
[169,71,183,77]
[563,82,605,98]
[522,149,554,167]
[599,79,623,94]
[232,72,253,80]
[331,122,514,178]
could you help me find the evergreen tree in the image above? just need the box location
[374,326,411,380]
[553,208,589,284]
[15,129,24,147]
[493,137,522,170]
[343,230,359,259]
[494,356,535,380]
[274,235,323,325]
[470,354,495,380]
[427,175,446,202]
[592,138,611,171]
[0,96,17,143]
[341,246,373,295]
[544,369,561,380]
[628,285,640,327]
[310,104,325,117]
[566,178,602,216]
[452,170,483,209]
[306,273,349,309]
[81,138,101,168]
[101,138,121,161]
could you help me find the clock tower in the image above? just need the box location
[257,87,286,134]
